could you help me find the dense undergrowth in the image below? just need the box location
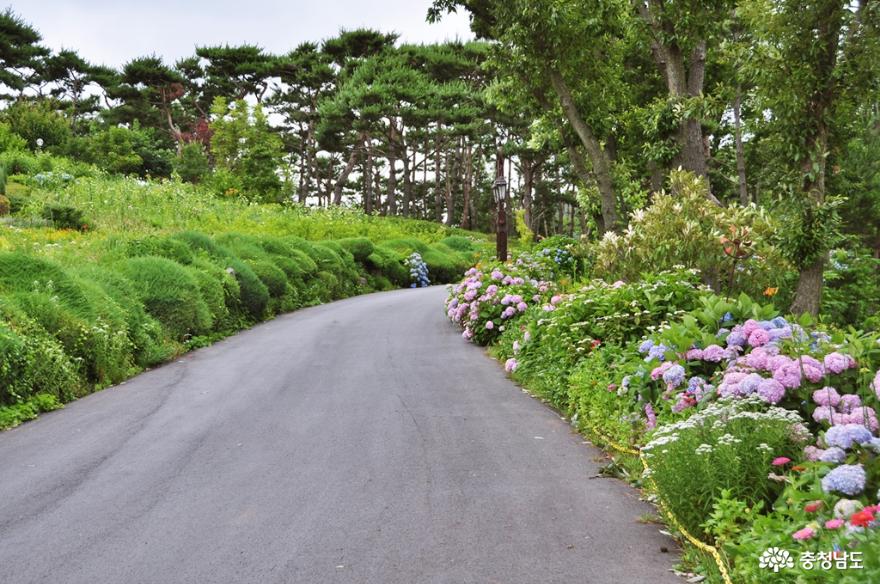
[0,153,487,429]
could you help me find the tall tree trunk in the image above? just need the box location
[522,158,534,232]
[332,141,360,205]
[402,147,413,218]
[460,140,473,229]
[549,70,619,232]
[566,143,606,234]
[434,134,443,222]
[733,86,749,205]
[386,123,398,215]
[363,137,373,214]
[444,149,454,226]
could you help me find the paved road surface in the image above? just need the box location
[0,286,679,584]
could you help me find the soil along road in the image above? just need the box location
[0,286,679,584]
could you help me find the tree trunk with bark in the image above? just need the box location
[549,70,619,232]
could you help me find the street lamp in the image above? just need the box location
[493,175,508,262]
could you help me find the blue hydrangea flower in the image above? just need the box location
[819,447,847,464]
[662,364,686,389]
[646,344,669,362]
[821,464,866,496]
[825,424,874,450]
[638,339,654,354]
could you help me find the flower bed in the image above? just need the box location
[447,249,880,583]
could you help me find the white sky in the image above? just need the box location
[10,0,474,68]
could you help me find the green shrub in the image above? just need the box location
[117,256,212,341]
[642,396,808,539]
[367,246,408,285]
[338,237,375,263]
[0,252,94,315]
[42,203,89,231]
[124,236,195,265]
[246,260,289,299]
[73,265,172,367]
[226,257,269,320]
[0,393,62,430]
[172,231,231,259]
[186,264,229,329]
[0,301,81,406]
[4,100,71,151]
[593,170,787,298]
[439,235,477,252]
[0,195,8,216]
[174,142,211,183]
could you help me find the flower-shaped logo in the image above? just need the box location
[759,547,794,572]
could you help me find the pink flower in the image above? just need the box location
[793,527,816,540]
[874,370,880,400]
[742,319,762,337]
[772,457,791,466]
[748,328,770,347]
[550,295,562,305]
[611,280,625,288]
[812,386,841,408]
[824,352,855,375]
[839,394,862,414]
[485,321,494,330]
[804,445,825,461]
[504,358,518,373]
[651,362,673,380]
[685,348,704,361]
[825,519,845,529]
[805,501,823,513]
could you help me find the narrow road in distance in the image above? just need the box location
[0,286,679,584]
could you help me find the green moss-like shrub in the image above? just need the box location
[124,236,195,265]
[225,257,269,320]
[338,237,375,263]
[117,256,212,341]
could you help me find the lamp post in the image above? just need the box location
[493,174,508,262]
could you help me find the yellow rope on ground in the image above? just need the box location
[584,423,735,584]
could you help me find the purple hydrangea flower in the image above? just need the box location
[504,358,518,373]
[740,373,764,395]
[839,394,862,414]
[638,339,654,354]
[647,344,670,362]
[726,331,748,348]
[804,445,825,461]
[662,364,686,389]
[821,464,866,496]
[485,321,494,330]
[824,352,855,375]
[774,363,802,389]
[824,424,874,450]
[813,406,836,424]
[874,370,880,400]
[819,447,847,464]
[686,348,704,360]
[757,378,786,404]
[742,319,761,336]
[702,345,726,363]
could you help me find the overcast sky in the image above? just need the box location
[10,0,474,67]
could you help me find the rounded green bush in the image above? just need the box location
[124,236,195,265]
[73,264,172,367]
[338,238,376,263]
[172,231,230,259]
[0,252,94,317]
[225,258,269,320]
[439,235,476,252]
[185,265,229,328]
[246,260,289,299]
[368,246,409,285]
[0,300,81,405]
[117,256,212,341]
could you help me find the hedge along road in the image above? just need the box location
[0,286,680,584]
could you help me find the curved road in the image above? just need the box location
[0,287,678,584]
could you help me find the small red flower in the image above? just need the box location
[591,339,602,349]
[804,501,823,513]
[850,509,875,528]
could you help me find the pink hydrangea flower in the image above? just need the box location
[651,361,673,381]
[774,363,802,389]
[874,370,880,400]
[504,358,518,373]
[824,352,855,375]
[839,394,862,414]
[748,328,770,347]
[742,319,762,337]
[686,348,704,360]
[804,445,825,461]
[812,386,841,408]
[485,321,494,330]
[702,345,727,362]
[812,406,836,424]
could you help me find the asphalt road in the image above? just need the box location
[0,286,679,584]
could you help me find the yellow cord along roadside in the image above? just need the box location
[584,423,735,584]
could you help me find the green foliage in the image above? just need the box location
[174,142,210,183]
[41,203,89,231]
[2,100,71,151]
[642,396,807,539]
[338,237,375,262]
[117,256,212,341]
[514,209,534,244]
[75,126,144,175]
[593,171,789,298]
[823,246,880,331]
[209,97,285,201]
